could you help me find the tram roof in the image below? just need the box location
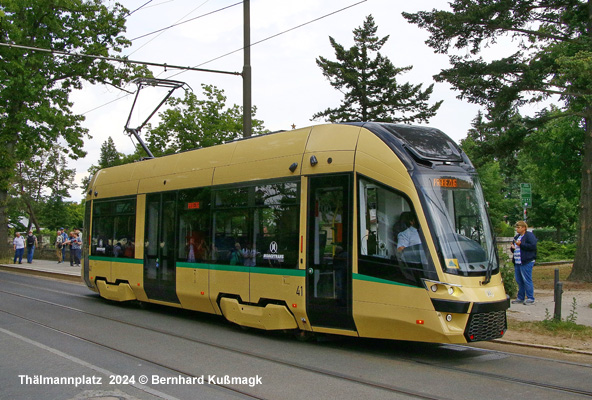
[87,122,469,199]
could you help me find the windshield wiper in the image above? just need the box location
[482,237,497,285]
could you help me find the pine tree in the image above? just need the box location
[312,15,442,123]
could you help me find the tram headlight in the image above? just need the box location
[446,314,453,322]
[447,287,455,295]
[431,285,438,292]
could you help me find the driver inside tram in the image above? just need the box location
[396,212,421,252]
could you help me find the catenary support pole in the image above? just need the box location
[243,0,252,137]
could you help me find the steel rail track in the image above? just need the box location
[0,288,447,400]
[1,279,591,398]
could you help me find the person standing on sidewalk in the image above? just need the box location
[55,229,64,263]
[65,231,82,267]
[59,228,68,263]
[13,232,25,264]
[25,230,38,263]
[511,221,538,305]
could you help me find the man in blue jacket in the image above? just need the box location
[511,221,538,305]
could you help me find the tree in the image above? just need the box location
[11,144,76,233]
[312,15,442,123]
[519,111,583,236]
[145,84,267,156]
[404,1,592,281]
[82,136,125,193]
[462,109,583,238]
[461,114,516,232]
[0,1,146,255]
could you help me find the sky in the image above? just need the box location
[68,0,484,202]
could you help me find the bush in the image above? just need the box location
[495,221,516,237]
[498,250,518,298]
[500,263,517,299]
[532,227,576,243]
[536,240,576,262]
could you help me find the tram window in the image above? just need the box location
[212,182,299,268]
[358,177,435,286]
[177,188,211,263]
[91,197,136,258]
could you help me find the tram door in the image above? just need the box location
[144,192,180,303]
[306,174,355,331]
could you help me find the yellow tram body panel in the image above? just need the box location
[96,280,136,302]
[207,267,250,314]
[249,268,308,330]
[219,298,298,330]
[175,265,216,314]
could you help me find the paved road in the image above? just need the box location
[1,271,591,400]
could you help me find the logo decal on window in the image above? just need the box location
[264,241,284,261]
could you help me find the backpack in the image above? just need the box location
[26,235,35,247]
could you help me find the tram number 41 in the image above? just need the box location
[296,286,304,296]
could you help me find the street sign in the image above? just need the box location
[520,183,532,208]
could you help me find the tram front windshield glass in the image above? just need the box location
[418,173,497,275]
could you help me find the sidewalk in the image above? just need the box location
[0,258,81,282]
[507,288,592,327]
[1,259,590,328]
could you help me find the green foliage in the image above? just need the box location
[82,136,125,194]
[0,0,149,251]
[532,227,576,243]
[540,298,585,332]
[404,0,592,281]
[145,85,267,156]
[498,249,517,299]
[495,222,516,237]
[10,144,76,232]
[566,297,578,324]
[313,15,442,123]
[500,262,518,299]
[536,240,576,262]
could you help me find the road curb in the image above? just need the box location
[494,338,592,356]
[0,264,82,283]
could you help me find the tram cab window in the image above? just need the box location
[358,177,435,286]
[211,182,299,268]
[91,197,136,258]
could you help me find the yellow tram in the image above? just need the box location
[83,122,509,344]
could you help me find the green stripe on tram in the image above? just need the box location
[89,255,144,264]
[177,262,305,277]
[353,273,416,287]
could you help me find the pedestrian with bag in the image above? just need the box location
[55,229,64,263]
[25,230,38,263]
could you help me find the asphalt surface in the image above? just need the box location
[1,258,591,355]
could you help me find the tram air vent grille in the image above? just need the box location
[464,310,507,342]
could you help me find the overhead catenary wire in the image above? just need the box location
[126,0,154,17]
[164,0,368,79]
[0,42,241,76]
[128,0,212,57]
[83,0,368,115]
[130,1,240,42]
[0,0,368,116]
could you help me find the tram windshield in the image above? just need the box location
[418,172,498,275]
